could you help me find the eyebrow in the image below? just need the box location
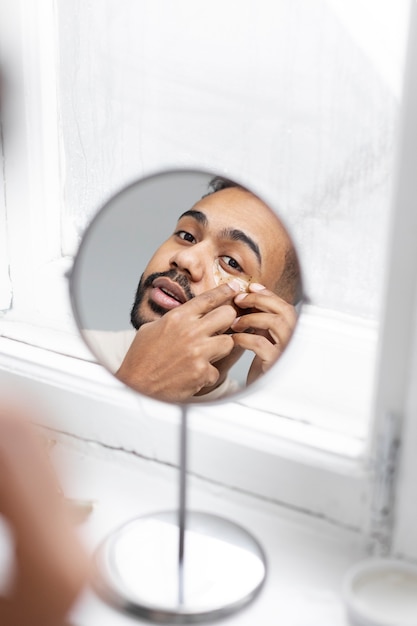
[178,209,262,266]
[179,209,208,226]
[221,228,261,266]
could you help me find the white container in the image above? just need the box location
[343,558,417,626]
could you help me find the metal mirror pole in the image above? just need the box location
[178,404,188,605]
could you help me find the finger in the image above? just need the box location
[232,312,294,346]
[234,290,295,318]
[0,413,43,469]
[188,281,242,316]
[202,304,237,335]
[206,334,235,363]
[232,332,280,362]
[204,363,221,389]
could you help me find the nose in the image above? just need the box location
[169,242,209,284]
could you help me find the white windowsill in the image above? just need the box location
[52,436,366,626]
[0,331,370,529]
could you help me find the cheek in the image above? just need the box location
[253,269,275,295]
[262,248,287,291]
[186,262,218,297]
[193,276,217,297]
[145,242,173,272]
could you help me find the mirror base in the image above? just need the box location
[94,510,267,623]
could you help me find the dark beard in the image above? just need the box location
[130,270,195,330]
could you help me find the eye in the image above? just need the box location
[175,230,196,243]
[220,255,243,273]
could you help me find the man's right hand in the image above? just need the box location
[116,281,241,402]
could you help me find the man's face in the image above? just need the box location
[131,187,290,329]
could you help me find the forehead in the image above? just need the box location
[188,187,290,259]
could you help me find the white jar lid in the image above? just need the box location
[343,558,417,626]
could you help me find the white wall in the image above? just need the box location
[56,0,408,320]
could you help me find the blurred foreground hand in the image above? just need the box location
[0,405,89,626]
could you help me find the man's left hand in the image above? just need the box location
[230,283,297,386]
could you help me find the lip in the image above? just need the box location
[150,277,188,310]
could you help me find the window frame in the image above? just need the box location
[0,0,64,322]
[371,0,417,561]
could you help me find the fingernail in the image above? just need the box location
[250,283,266,292]
[228,279,242,292]
[231,316,241,327]
[234,293,247,302]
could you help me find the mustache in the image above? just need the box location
[130,269,196,330]
[143,269,195,302]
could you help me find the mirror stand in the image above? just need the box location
[94,405,267,623]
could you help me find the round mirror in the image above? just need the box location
[70,169,302,404]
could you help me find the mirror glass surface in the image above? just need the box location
[70,169,302,404]
[95,511,266,621]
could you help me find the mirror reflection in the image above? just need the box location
[70,170,302,404]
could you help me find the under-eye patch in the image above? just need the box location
[212,259,251,293]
